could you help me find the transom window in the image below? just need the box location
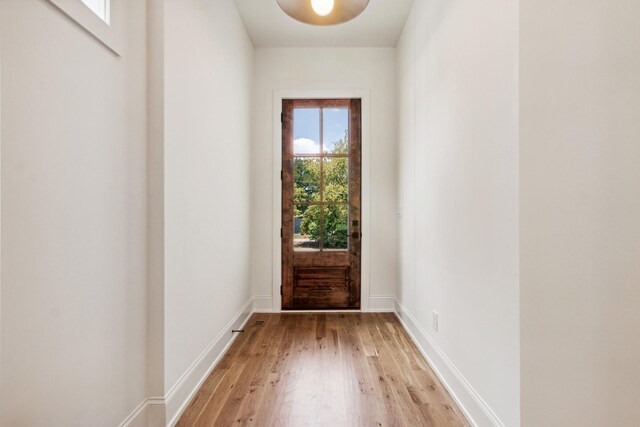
[80,0,110,24]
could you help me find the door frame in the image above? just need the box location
[271,90,371,313]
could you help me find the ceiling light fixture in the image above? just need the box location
[311,0,334,16]
[276,0,370,26]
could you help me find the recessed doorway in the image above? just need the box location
[281,99,362,310]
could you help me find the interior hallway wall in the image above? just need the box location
[396,0,520,425]
[251,47,399,309]
[520,0,640,425]
[162,0,254,411]
[0,0,148,425]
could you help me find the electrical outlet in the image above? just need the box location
[433,311,439,332]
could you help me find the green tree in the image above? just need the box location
[297,132,349,249]
[294,158,320,217]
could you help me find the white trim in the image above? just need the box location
[271,89,372,313]
[118,396,166,427]
[394,299,505,427]
[118,399,149,427]
[119,297,499,427]
[118,298,255,427]
[254,295,392,313]
[281,310,362,313]
[253,295,274,312]
[80,0,111,24]
[368,296,396,312]
[165,297,254,426]
[45,0,123,55]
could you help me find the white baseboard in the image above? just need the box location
[368,296,396,312]
[165,297,254,426]
[119,298,255,427]
[253,295,273,312]
[118,397,165,427]
[394,299,505,427]
[121,296,501,427]
[253,295,397,313]
[118,399,150,427]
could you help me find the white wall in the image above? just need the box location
[520,1,640,426]
[146,0,166,408]
[396,0,520,426]
[163,0,253,404]
[4,1,637,425]
[0,0,147,425]
[251,47,398,309]
[1,0,255,424]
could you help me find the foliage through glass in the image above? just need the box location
[293,108,350,251]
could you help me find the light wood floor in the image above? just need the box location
[177,313,470,427]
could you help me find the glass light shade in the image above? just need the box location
[276,0,369,26]
[311,0,334,16]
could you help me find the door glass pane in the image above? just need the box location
[294,204,320,251]
[322,205,348,251]
[323,157,348,202]
[294,108,320,154]
[323,108,349,154]
[294,158,321,202]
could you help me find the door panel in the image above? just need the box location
[293,267,351,309]
[282,99,362,310]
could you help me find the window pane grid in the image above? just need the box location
[293,106,350,252]
[293,202,347,206]
[292,153,348,158]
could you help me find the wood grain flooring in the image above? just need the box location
[177,313,470,427]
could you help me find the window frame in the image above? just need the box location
[80,0,111,25]
[46,0,123,56]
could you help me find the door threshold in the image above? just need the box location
[280,309,362,313]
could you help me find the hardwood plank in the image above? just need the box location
[175,368,229,427]
[178,313,469,427]
[365,314,427,426]
[218,316,281,426]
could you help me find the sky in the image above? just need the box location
[294,108,348,154]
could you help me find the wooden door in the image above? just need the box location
[282,99,362,310]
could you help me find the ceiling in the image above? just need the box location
[233,0,415,47]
